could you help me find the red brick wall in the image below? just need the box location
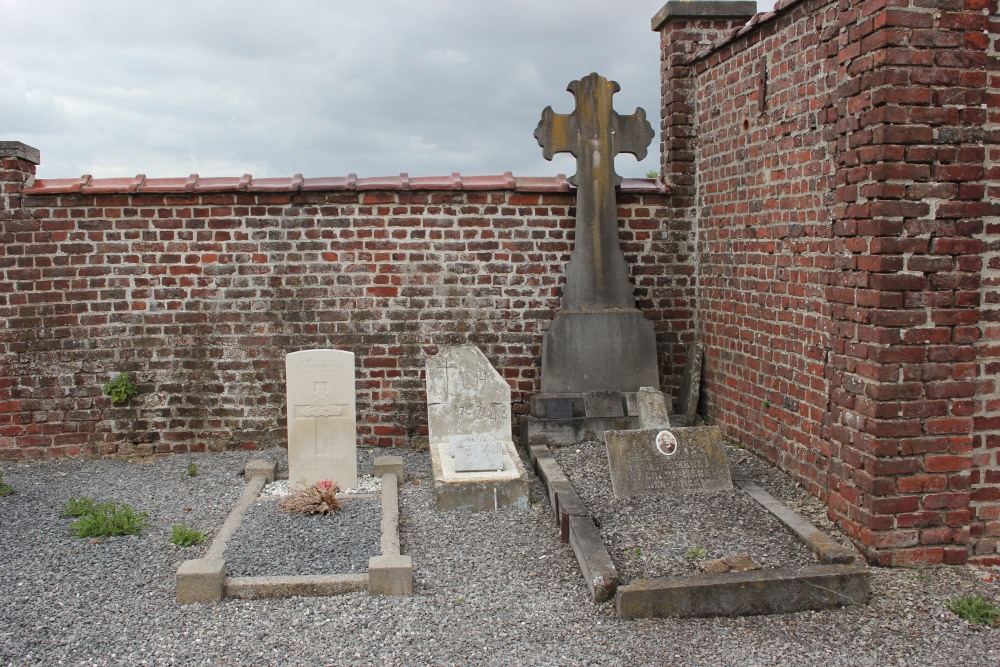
[0,166,678,459]
[659,0,997,565]
[976,0,1000,564]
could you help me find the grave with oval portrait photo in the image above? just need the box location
[605,426,732,498]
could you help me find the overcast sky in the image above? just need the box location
[3,1,772,181]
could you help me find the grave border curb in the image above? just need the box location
[528,443,871,617]
[175,456,412,603]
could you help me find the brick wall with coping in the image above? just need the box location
[657,0,998,565]
[0,154,679,459]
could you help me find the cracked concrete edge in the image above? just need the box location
[615,564,871,619]
[733,477,856,564]
[225,574,368,599]
[531,443,619,599]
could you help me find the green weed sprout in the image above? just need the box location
[0,472,13,497]
[169,524,208,547]
[102,372,138,405]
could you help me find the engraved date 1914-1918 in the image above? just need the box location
[454,403,510,420]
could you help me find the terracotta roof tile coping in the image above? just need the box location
[24,172,668,196]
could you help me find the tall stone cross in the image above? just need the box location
[533,73,661,395]
[534,72,655,310]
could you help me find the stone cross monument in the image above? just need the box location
[534,72,660,394]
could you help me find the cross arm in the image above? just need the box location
[612,107,655,162]
[534,106,578,160]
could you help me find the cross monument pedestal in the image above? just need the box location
[523,73,665,446]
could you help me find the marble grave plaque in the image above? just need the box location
[605,426,732,498]
[286,349,357,490]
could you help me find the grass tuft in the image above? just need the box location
[169,524,208,547]
[948,595,999,627]
[64,499,150,538]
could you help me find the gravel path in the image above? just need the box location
[1,445,998,666]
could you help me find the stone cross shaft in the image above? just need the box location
[534,72,654,310]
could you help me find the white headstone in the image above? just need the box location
[286,349,357,490]
[426,345,511,472]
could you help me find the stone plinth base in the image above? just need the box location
[521,414,639,447]
[540,309,659,394]
[429,439,529,511]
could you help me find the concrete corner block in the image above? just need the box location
[368,554,413,596]
[374,455,404,485]
[652,1,757,30]
[0,141,41,165]
[176,558,227,604]
[244,458,277,483]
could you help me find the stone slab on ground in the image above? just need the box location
[605,425,732,497]
[429,438,529,512]
[615,564,871,619]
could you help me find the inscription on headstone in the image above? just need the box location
[426,345,512,472]
[286,349,357,490]
[449,434,505,472]
[605,426,732,498]
[545,398,575,420]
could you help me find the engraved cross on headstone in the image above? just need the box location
[295,381,348,456]
[534,72,655,310]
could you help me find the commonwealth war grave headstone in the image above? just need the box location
[286,349,358,491]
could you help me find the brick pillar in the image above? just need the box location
[0,142,40,459]
[651,1,756,388]
[828,2,992,566]
[0,141,39,215]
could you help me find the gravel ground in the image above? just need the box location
[225,497,380,576]
[553,442,816,580]
[1,445,998,666]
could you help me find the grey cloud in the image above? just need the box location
[4,0,672,179]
